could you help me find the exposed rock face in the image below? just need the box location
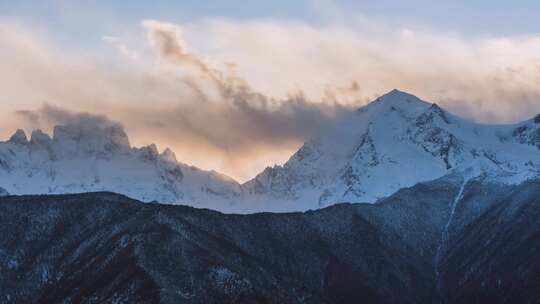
[1,177,539,303]
[513,122,540,149]
[8,129,28,145]
[534,114,540,124]
[30,129,52,145]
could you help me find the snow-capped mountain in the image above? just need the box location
[0,122,242,210]
[1,90,539,213]
[242,90,540,211]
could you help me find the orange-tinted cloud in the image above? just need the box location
[2,19,540,181]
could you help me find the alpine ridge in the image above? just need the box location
[1,90,539,213]
[1,177,539,303]
[244,89,540,211]
[0,121,242,211]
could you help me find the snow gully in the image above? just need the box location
[434,176,470,298]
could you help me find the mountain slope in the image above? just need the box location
[0,193,435,303]
[1,177,538,303]
[440,180,540,303]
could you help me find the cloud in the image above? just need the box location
[143,21,215,76]
[1,18,540,181]
[174,19,540,122]
[16,104,130,150]
[21,103,122,131]
[15,110,40,126]
[103,36,138,60]
[1,21,349,180]
[143,19,540,125]
[140,20,350,149]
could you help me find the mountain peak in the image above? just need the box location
[138,144,160,161]
[359,89,432,118]
[378,89,426,103]
[160,148,177,163]
[8,129,28,145]
[30,129,52,146]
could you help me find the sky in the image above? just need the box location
[1,0,540,181]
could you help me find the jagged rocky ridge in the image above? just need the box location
[0,121,241,211]
[1,175,539,303]
[1,90,539,213]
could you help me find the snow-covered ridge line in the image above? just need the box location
[0,120,243,211]
[1,89,539,213]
